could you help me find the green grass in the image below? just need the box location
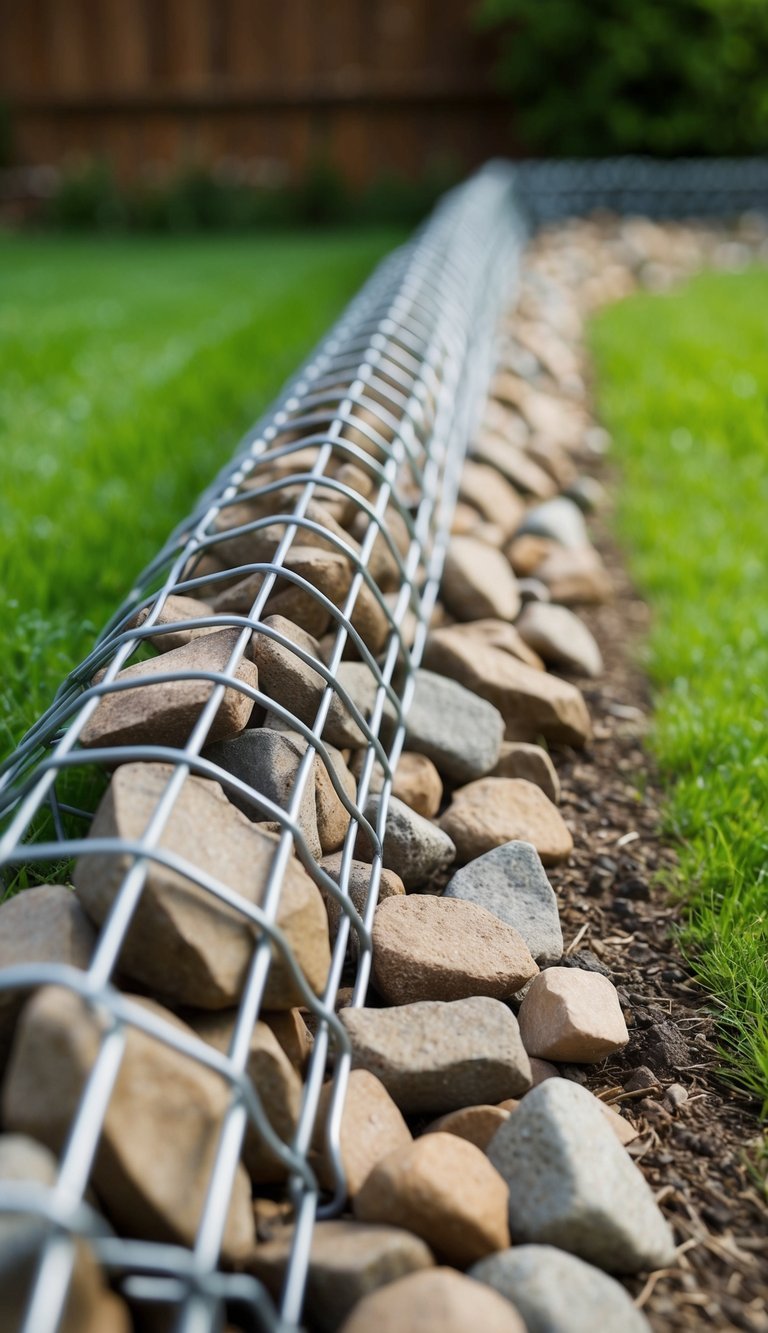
[591,268,768,1110]
[0,229,400,760]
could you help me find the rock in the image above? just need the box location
[334,661,398,741]
[602,1104,639,1147]
[507,534,559,577]
[340,996,532,1114]
[404,669,504,783]
[530,1057,559,1086]
[191,1010,302,1183]
[249,1221,434,1333]
[73,763,330,1009]
[517,497,590,549]
[518,967,629,1062]
[311,1070,412,1196]
[487,1079,676,1273]
[470,1244,652,1333]
[262,1009,312,1070]
[442,619,544,671]
[517,577,551,604]
[440,779,573,866]
[441,537,521,622]
[372,896,538,1005]
[249,615,365,746]
[488,742,560,803]
[2,988,254,1262]
[204,728,320,858]
[393,752,443,818]
[0,1134,131,1333]
[443,841,563,964]
[424,1105,511,1152]
[357,796,456,889]
[273,729,357,854]
[338,1267,526,1333]
[424,627,591,747]
[212,545,353,641]
[80,629,258,750]
[459,460,526,536]
[566,475,607,513]
[354,1133,510,1266]
[516,603,603,678]
[0,885,95,1074]
[533,546,612,605]
[319,854,405,957]
[472,431,558,500]
[130,593,218,652]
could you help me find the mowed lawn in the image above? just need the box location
[0,229,400,759]
[592,268,768,1108]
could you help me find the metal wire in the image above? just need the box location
[0,162,524,1333]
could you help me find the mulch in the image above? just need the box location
[547,464,768,1331]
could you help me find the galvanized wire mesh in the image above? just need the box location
[0,163,523,1333]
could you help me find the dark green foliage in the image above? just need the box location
[478,0,768,156]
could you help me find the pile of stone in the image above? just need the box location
[5,212,762,1332]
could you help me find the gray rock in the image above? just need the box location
[487,1080,676,1274]
[516,603,603,679]
[340,996,532,1114]
[470,1245,651,1333]
[444,840,563,964]
[517,497,589,550]
[565,476,607,513]
[204,728,320,858]
[404,669,504,783]
[357,795,456,889]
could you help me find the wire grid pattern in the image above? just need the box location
[0,163,523,1333]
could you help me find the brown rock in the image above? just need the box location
[2,988,254,1262]
[530,1057,560,1085]
[0,885,95,1074]
[451,500,483,534]
[250,1220,434,1333]
[354,1133,510,1266]
[459,461,525,536]
[441,537,521,622]
[338,1267,526,1333]
[423,626,591,747]
[250,616,366,746]
[372,896,538,1005]
[211,546,353,639]
[516,602,603,678]
[440,778,573,866]
[130,593,218,653]
[73,763,330,1009]
[311,1070,412,1196]
[319,854,405,958]
[393,752,442,818]
[340,996,532,1114]
[534,545,612,605]
[497,1098,520,1113]
[80,629,258,751]
[262,1009,312,1070]
[272,730,357,854]
[488,742,560,803]
[191,1010,302,1183]
[446,618,544,670]
[506,534,559,576]
[473,431,557,500]
[518,967,629,1062]
[423,1105,511,1152]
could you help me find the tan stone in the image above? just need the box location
[212,496,358,573]
[392,752,442,818]
[0,885,95,1074]
[518,967,629,1062]
[338,1267,526,1333]
[441,537,521,623]
[423,1105,511,1152]
[191,1010,302,1182]
[534,545,612,605]
[2,989,254,1262]
[600,1100,640,1147]
[489,741,560,803]
[294,734,357,854]
[81,629,258,750]
[311,1070,412,1196]
[506,534,559,576]
[446,618,544,670]
[497,1098,520,1113]
[73,763,330,1009]
[130,594,218,653]
[451,500,483,534]
[372,896,538,1005]
[249,615,366,746]
[262,1009,312,1071]
[319,854,405,958]
[354,1133,510,1266]
[423,626,591,747]
[211,546,354,639]
[440,778,573,866]
[250,1220,434,1333]
[472,431,557,500]
[459,461,525,536]
[517,602,603,678]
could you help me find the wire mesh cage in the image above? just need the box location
[0,164,524,1333]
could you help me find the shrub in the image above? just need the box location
[478,0,768,156]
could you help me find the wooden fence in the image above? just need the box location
[0,0,514,186]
